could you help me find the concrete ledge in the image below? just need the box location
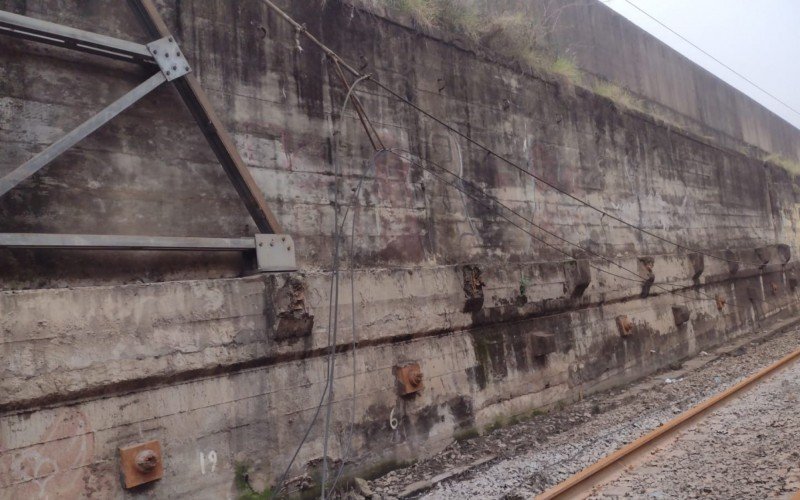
[2,247,794,413]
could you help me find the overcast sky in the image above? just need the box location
[602,0,800,131]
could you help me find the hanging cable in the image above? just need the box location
[392,146,772,311]
[260,4,770,493]
[387,148,732,305]
[257,0,771,267]
[326,150,389,497]
[621,0,800,120]
[274,70,373,499]
[320,72,375,500]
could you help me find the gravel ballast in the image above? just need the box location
[364,319,800,499]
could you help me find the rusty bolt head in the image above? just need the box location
[616,315,634,336]
[135,450,159,473]
[715,295,727,311]
[771,283,779,294]
[409,368,423,387]
[396,363,424,395]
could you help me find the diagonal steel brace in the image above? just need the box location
[127,0,282,234]
[0,71,166,197]
[0,5,282,234]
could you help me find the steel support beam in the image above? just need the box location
[0,71,167,198]
[0,9,155,64]
[0,233,255,251]
[0,3,284,238]
[127,0,283,234]
[0,233,298,271]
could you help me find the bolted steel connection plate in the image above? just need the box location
[146,36,191,81]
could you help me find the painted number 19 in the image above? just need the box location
[199,451,218,474]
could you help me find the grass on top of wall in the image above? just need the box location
[344,0,800,177]
[765,154,800,176]
[349,0,558,75]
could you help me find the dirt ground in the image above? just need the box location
[357,319,800,499]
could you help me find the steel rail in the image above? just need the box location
[0,9,154,63]
[537,345,800,499]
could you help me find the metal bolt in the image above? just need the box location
[258,242,263,247]
[135,450,158,473]
[166,71,171,76]
[410,370,423,387]
[172,65,177,71]
[169,37,174,43]
[269,242,274,247]
[176,51,181,57]
[185,66,190,71]
[152,49,158,54]
[281,237,286,242]
[165,52,170,57]
[287,246,291,251]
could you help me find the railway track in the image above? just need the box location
[537,345,800,499]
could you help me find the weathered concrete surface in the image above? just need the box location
[2,0,798,285]
[480,0,800,163]
[1,0,800,498]
[3,256,799,497]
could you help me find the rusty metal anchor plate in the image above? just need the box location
[395,363,424,395]
[120,440,163,488]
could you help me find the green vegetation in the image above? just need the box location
[550,57,581,83]
[353,0,554,74]
[235,464,275,500]
[519,275,529,297]
[349,0,800,178]
[592,81,643,112]
[453,427,480,442]
[765,154,800,176]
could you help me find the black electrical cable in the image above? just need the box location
[387,148,725,305]
[275,72,372,498]
[622,0,800,120]
[258,0,770,267]
[326,150,390,497]
[365,79,764,267]
[260,4,768,491]
[395,146,771,312]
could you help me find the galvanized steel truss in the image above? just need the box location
[0,1,293,269]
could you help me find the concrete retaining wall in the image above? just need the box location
[1,0,800,497]
[473,0,800,162]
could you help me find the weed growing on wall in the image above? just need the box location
[342,0,800,172]
[765,154,800,176]
[235,464,275,500]
[593,82,643,111]
[550,56,581,83]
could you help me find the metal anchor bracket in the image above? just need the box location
[146,36,191,81]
